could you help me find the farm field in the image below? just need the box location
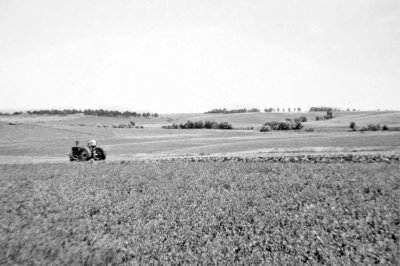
[1,111,400,163]
[1,162,399,264]
[1,112,399,264]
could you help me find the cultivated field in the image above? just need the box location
[1,111,399,264]
[1,162,399,264]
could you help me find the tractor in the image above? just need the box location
[69,140,106,162]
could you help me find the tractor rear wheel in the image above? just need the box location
[93,147,106,161]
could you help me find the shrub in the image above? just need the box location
[305,128,314,132]
[350,122,356,130]
[382,125,389,130]
[194,121,204,129]
[263,121,302,131]
[260,125,271,132]
[325,109,333,119]
[367,124,380,131]
[294,117,307,123]
[204,121,219,129]
[218,122,233,130]
[290,122,303,130]
[130,121,136,126]
[180,120,195,129]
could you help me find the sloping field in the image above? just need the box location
[165,112,322,127]
[307,111,400,128]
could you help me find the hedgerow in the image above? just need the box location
[261,121,303,131]
[162,120,233,130]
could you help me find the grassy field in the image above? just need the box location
[1,162,399,264]
[1,111,400,163]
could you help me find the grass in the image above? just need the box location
[1,162,399,264]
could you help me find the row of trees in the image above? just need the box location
[82,109,158,118]
[0,109,159,118]
[264,107,302,112]
[206,108,250,114]
[206,107,360,113]
[206,107,304,113]
[310,107,357,112]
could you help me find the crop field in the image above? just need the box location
[1,112,399,264]
[1,162,399,264]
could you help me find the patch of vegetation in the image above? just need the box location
[316,110,334,120]
[162,120,233,130]
[1,163,399,264]
[111,122,141,129]
[205,108,256,114]
[261,121,303,131]
[358,124,388,132]
[0,109,159,118]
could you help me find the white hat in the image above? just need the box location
[88,139,97,147]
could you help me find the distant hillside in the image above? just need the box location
[306,111,400,128]
[165,111,400,129]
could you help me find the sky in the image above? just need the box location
[0,0,399,113]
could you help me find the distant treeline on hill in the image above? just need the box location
[81,109,158,118]
[205,108,260,114]
[309,107,357,112]
[0,109,158,118]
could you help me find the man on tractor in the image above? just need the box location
[88,139,97,150]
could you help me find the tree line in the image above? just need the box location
[0,109,158,118]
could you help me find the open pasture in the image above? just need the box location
[1,162,399,264]
[1,111,400,163]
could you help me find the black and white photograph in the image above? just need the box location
[1,0,399,264]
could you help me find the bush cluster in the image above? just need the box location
[316,110,333,121]
[359,124,388,132]
[112,122,143,129]
[162,120,233,130]
[261,121,303,131]
[286,117,307,123]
